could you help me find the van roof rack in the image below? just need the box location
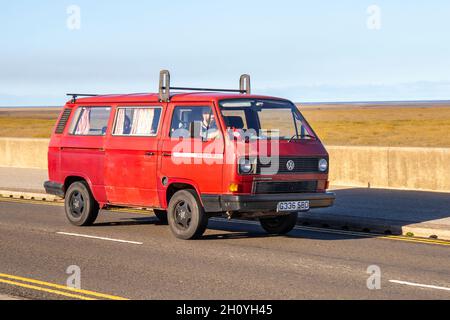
[67,93,99,103]
[159,70,251,102]
[66,70,252,103]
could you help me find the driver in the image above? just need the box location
[200,109,219,140]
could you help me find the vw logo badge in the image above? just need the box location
[286,160,295,171]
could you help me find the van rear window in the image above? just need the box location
[69,107,111,136]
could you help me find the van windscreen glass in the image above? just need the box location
[220,99,316,141]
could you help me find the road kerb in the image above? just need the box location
[0,190,61,203]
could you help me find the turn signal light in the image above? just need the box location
[229,183,239,193]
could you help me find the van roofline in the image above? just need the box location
[65,92,291,105]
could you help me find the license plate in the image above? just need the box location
[277,201,310,212]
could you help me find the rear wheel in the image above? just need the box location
[153,209,168,224]
[260,213,298,235]
[167,190,208,240]
[64,181,99,226]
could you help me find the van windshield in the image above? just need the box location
[219,99,316,141]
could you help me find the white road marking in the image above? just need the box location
[389,280,450,292]
[57,232,143,245]
[295,225,373,237]
[211,218,259,226]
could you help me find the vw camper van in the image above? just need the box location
[45,71,335,239]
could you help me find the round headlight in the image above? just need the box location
[318,159,328,172]
[239,159,253,174]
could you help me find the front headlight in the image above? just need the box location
[318,159,328,172]
[238,158,254,174]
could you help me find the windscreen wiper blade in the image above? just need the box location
[288,134,317,142]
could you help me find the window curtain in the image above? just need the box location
[131,109,155,135]
[115,109,126,134]
[75,108,91,135]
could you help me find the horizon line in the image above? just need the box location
[1,99,450,109]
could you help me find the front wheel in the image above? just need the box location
[260,213,298,235]
[167,190,208,240]
[65,181,99,226]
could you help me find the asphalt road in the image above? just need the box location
[0,199,449,300]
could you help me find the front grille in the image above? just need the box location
[55,109,72,134]
[253,181,318,194]
[257,157,323,174]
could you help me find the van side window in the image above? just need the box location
[69,107,111,136]
[113,107,162,136]
[170,106,219,140]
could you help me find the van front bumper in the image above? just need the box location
[201,192,335,213]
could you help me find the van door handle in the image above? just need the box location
[162,152,172,157]
[145,152,155,157]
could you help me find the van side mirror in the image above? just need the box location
[190,121,203,139]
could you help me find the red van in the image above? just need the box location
[45,71,335,240]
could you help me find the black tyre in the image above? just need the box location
[153,209,168,224]
[64,181,99,226]
[260,213,298,235]
[167,190,208,240]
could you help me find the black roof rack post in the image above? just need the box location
[66,93,99,103]
[240,74,251,94]
[159,70,171,102]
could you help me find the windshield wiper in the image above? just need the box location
[288,134,317,142]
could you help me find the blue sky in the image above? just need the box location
[1,0,449,106]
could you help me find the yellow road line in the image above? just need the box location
[0,197,152,215]
[297,225,450,246]
[108,208,153,215]
[0,273,128,300]
[380,235,450,246]
[0,278,95,300]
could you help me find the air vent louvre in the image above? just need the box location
[55,109,72,134]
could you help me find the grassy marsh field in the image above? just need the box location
[301,104,450,147]
[0,109,60,139]
[1,102,450,147]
